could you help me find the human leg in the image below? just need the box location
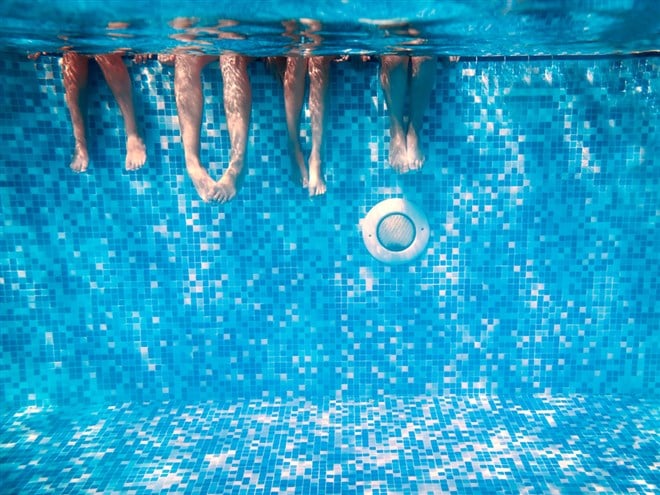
[173,54,216,201]
[283,56,309,187]
[95,53,147,171]
[407,56,437,170]
[380,55,410,172]
[307,56,330,197]
[284,57,309,187]
[62,52,90,172]
[214,54,252,203]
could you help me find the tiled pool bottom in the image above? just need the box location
[1,396,657,495]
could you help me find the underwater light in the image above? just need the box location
[361,198,430,264]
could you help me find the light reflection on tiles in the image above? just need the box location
[1,395,658,494]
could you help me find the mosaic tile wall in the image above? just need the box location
[0,54,658,408]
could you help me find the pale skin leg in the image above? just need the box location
[62,52,90,173]
[283,56,330,197]
[174,54,217,201]
[213,54,252,204]
[95,53,147,171]
[380,55,410,173]
[307,56,330,197]
[407,56,437,170]
[284,57,309,188]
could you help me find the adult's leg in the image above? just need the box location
[95,53,147,170]
[62,52,90,172]
[380,55,410,172]
[174,54,216,201]
[214,54,252,204]
[407,56,437,170]
[283,56,309,187]
[307,56,331,197]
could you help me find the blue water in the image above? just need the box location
[1,1,659,494]
[1,0,659,56]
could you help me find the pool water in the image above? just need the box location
[1,0,659,56]
[1,1,659,494]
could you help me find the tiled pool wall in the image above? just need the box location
[0,54,658,408]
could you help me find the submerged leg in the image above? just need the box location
[283,56,309,188]
[95,53,147,171]
[174,54,216,201]
[407,56,437,170]
[307,56,330,197]
[213,54,252,204]
[380,55,410,173]
[62,52,90,172]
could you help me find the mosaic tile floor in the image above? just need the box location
[1,395,658,494]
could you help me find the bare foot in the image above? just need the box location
[212,166,241,204]
[388,130,409,173]
[406,128,425,172]
[307,155,326,197]
[289,145,309,188]
[187,164,216,201]
[125,134,147,170]
[70,143,89,173]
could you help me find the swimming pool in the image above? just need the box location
[1,1,658,494]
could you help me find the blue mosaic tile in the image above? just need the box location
[0,54,659,407]
[1,395,658,494]
[0,2,658,489]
